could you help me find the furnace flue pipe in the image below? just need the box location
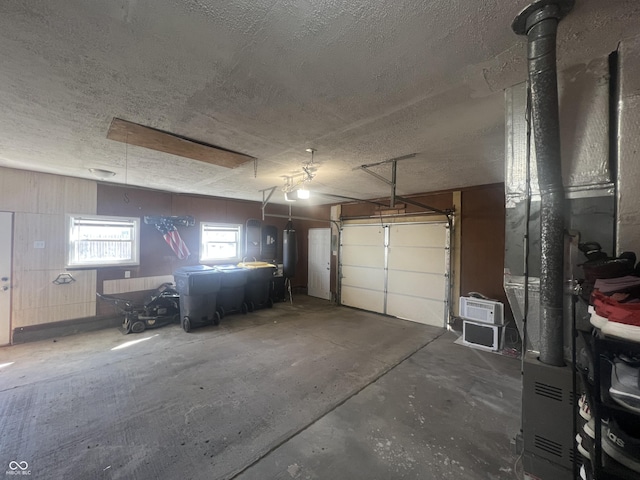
[512,0,574,367]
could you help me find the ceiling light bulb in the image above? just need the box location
[89,168,116,179]
[297,188,310,199]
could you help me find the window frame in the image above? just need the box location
[66,214,141,268]
[199,222,243,264]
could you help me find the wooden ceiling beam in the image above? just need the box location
[106,118,254,169]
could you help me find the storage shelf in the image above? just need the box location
[573,297,640,480]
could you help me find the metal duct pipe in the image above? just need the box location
[512,0,574,366]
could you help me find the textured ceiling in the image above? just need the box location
[0,0,638,205]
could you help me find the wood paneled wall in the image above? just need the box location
[460,184,509,311]
[0,165,506,334]
[0,168,97,329]
[96,184,330,312]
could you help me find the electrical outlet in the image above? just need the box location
[33,241,45,249]
[124,271,131,278]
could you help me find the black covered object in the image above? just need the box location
[173,265,221,331]
[246,219,262,260]
[271,275,286,303]
[215,265,249,317]
[243,265,277,311]
[261,225,278,261]
[283,221,297,278]
[174,265,221,295]
[96,282,180,334]
[579,243,637,301]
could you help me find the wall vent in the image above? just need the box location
[534,381,564,401]
[534,435,563,458]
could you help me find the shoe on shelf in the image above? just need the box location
[579,463,593,480]
[590,302,640,343]
[601,320,640,343]
[588,306,608,329]
[602,414,640,474]
[579,393,592,421]
[579,248,636,300]
[576,432,592,461]
[592,289,640,324]
[594,276,640,295]
[583,418,596,439]
[610,358,640,414]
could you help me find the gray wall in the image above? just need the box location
[617,34,640,253]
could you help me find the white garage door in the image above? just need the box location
[340,221,449,327]
[340,224,386,314]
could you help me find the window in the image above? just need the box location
[67,215,140,267]
[200,223,242,263]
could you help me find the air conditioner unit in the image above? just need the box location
[463,320,501,352]
[459,297,504,325]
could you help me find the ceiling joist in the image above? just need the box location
[106,118,254,169]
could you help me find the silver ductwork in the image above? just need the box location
[512,0,575,366]
[505,55,614,360]
[508,4,627,479]
[507,1,616,362]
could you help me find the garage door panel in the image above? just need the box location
[341,286,385,313]
[341,245,384,268]
[341,225,385,246]
[388,247,446,274]
[386,293,445,327]
[340,222,448,327]
[341,265,385,292]
[390,223,446,247]
[387,270,446,298]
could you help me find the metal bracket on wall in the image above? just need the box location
[143,215,195,227]
[53,273,75,285]
[354,153,416,208]
[354,153,453,218]
[260,186,277,221]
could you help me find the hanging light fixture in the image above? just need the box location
[281,148,317,201]
[283,176,296,201]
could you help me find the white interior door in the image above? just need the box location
[340,224,386,313]
[308,228,331,300]
[0,212,13,346]
[386,222,448,327]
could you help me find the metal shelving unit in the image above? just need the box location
[574,301,640,480]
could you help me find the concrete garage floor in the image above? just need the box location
[0,296,521,480]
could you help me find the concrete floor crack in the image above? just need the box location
[225,329,448,480]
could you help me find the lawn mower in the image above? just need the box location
[97,282,180,334]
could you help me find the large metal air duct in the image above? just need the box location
[512,0,574,366]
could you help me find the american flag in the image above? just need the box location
[155,218,190,260]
